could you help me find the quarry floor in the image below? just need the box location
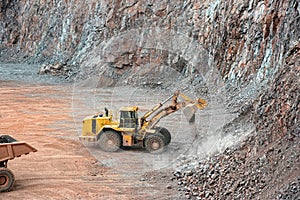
[0,66,299,199]
[0,80,180,200]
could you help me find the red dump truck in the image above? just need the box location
[0,135,37,192]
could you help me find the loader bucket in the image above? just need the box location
[183,104,197,124]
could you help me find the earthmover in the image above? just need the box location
[0,135,37,192]
[80,90,207,153]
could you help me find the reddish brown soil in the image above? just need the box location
[0,81,177,199]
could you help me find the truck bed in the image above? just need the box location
[0,142,37,162]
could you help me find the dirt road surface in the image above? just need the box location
[0,81,177,200]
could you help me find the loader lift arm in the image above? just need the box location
[140,93,174,128]
[140,90,207,130]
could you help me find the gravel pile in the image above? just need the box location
[276,178,300,200]
[172,132,299,199]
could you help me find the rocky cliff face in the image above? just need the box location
[1,0,299,198]
[1,0,298,144]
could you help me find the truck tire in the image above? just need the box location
[0,168,15,192]
[144,134,165,154]
[156,127,171,145]
[98,130,122,152]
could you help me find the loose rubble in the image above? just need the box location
[173,131,299,199]
[38,63,71,76]
[276,178,300,200]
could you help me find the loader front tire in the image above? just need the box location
[156,127,171,145]
[144,134,165,154]
[98,130,121,152]
[0,168,15,192]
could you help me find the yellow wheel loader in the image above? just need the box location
[80,90,207,153]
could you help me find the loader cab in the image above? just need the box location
[119,106,139,128]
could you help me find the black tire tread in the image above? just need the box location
[155,127,171,145]
[144,133,165,154]
[98,130,122,152]
[0,168,15,192]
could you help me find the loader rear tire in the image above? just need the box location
[156,127,171,145]
[98,131,122,152]
[0,168,15,192]
[144,134,165,154]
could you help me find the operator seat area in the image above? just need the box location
[119,110,138,128]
